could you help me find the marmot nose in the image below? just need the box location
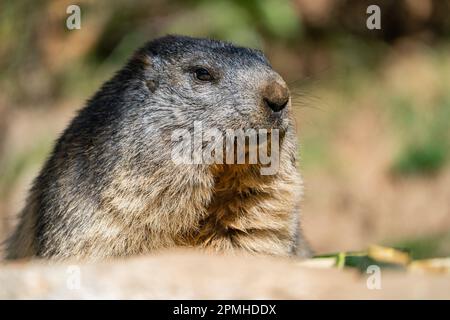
[262,81,290,112]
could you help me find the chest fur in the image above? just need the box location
[188,164,300,255]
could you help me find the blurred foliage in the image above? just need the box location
[389,77,450,176]
[393,142,447,176]
[2,0,450,104]
[165,0,301,47]
[393,231,450,260]
[311,245,450,274]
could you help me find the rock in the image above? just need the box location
[0,250,449,299]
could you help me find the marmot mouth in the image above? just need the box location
[267,115,289,133]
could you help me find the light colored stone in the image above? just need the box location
[0,250,449,299]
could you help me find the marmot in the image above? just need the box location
[5,35,311,260]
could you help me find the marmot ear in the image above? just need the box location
[134,52,159,93]
[145,79,159,93]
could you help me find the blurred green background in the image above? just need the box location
[0,0,449,257]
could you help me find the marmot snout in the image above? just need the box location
[4,35,311,260]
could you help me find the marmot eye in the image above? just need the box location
[194,67,213,81]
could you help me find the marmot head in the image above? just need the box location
[127,35,291,134]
